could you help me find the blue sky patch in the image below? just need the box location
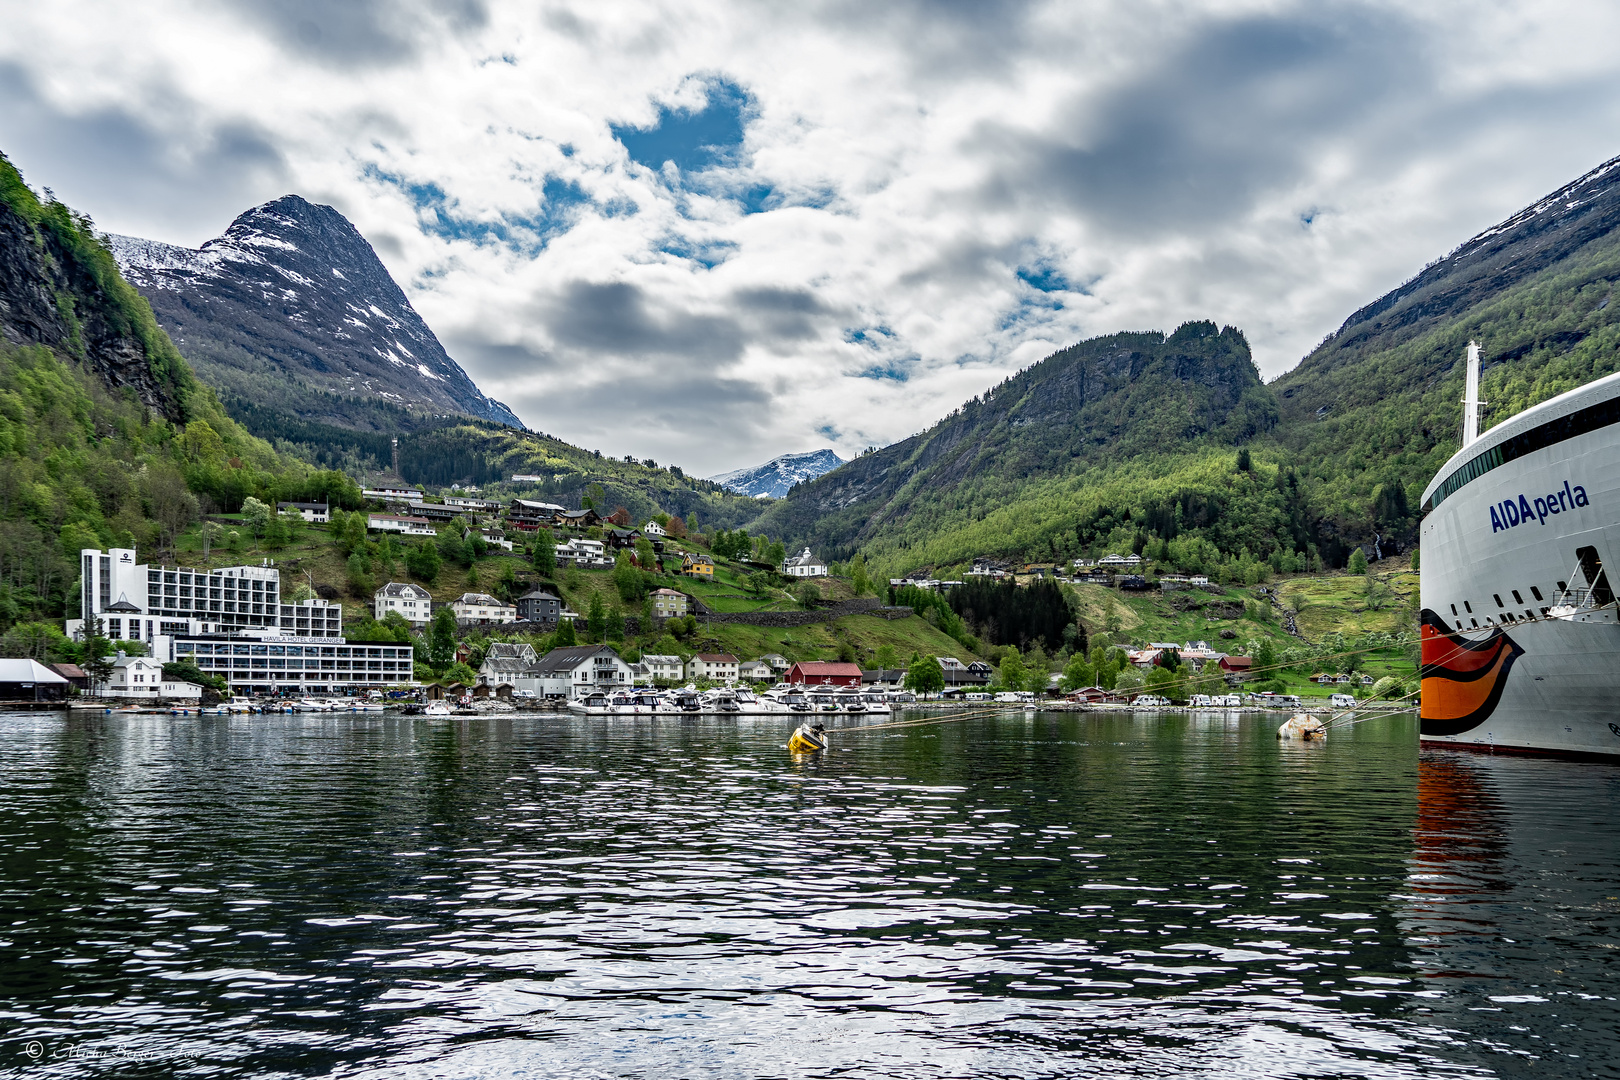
[844,325,896,348]
[659,234,737,269]
[613,78,752,174]
[1017,263,1071,292]
[365,164,591,254]
[856,361,912,383]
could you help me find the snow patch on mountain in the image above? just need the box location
[107,195,522,429]
[709,449,846,499]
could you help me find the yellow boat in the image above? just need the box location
[787,722,828,753]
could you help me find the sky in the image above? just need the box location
[3,1,1620,476]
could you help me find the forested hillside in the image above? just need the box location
[1274,154,1620,526]
[0,153,358,631]
[749,321,1293,575]
[383,421,769,532]
[758,154,1620,578]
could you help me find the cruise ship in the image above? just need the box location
[1418,344,1620,757]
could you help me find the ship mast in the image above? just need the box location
[1462,341,1484,446]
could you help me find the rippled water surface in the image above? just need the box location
[1,709,1617,1078]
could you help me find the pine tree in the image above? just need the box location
[587,593,606,642]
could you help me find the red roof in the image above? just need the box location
[1218,656,1254,671]
[791,662,862,676]
[786,661,864,685]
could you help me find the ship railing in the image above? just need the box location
[1548,585,1601,616]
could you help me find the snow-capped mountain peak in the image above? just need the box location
[107,195,521,429]
[709,449,845,498]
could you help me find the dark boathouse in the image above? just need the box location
[0,659,70,702]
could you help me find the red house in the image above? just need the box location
[1217,656,1254,678]
[786,661,863,686]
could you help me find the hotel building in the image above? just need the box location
[67,548,416,697]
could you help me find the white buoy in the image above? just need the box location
[1277,713,1326,740]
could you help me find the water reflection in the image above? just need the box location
[0,711,1611,1077]
[1402,751,1620,1073]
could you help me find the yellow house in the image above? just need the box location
[682,554,715,578]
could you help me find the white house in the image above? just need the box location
[760,653,790,674]
[368,514,437,537]
[1099,553,1143,568]
[479,642,539,691]
[738,660,773,681]
[641,654,684,682]
[276,501,329,524]
[529,644,635,699]
[363,486,425,501]
[686,653,740,683]
[784,547,828,577]
[104,653,201,700]
[476,529,514,551]
[449,593,517,626]
[103,653,167,698]
[445,496,501,512]
[642,520,666,537]
[556,538,612,567]
[374,582,433,626]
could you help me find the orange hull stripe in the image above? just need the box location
[1420,624,1502,673]
[1421,650,1510,721]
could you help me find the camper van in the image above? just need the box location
[1329,693,1357,709]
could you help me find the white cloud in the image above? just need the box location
[3,0,1620,474]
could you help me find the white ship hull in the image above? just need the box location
[1418,367,1620,757]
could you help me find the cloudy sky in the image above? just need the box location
[4,1,1620,475]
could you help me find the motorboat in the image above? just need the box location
[807,691,842,713]
[704,689,743,713]
[669,689,705,713]
[860,692,893,716]
[788,721,829,752]
[836,688,868,714]
[568,691,614,715]
[423,700,452,717]
[732,688,783,714]
[766,687,813,713]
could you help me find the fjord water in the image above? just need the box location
[1,711,1615,1078]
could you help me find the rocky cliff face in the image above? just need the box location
[109,195,521,430]
[0,188,189,421]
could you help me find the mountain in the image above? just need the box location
[1271,152,1620,538]
[107,195,522,432]
[1,165,195,423]
[749,322,1289,572]
[710,449,845,498]
[0,152,343,630]
[754,154,1620,578]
